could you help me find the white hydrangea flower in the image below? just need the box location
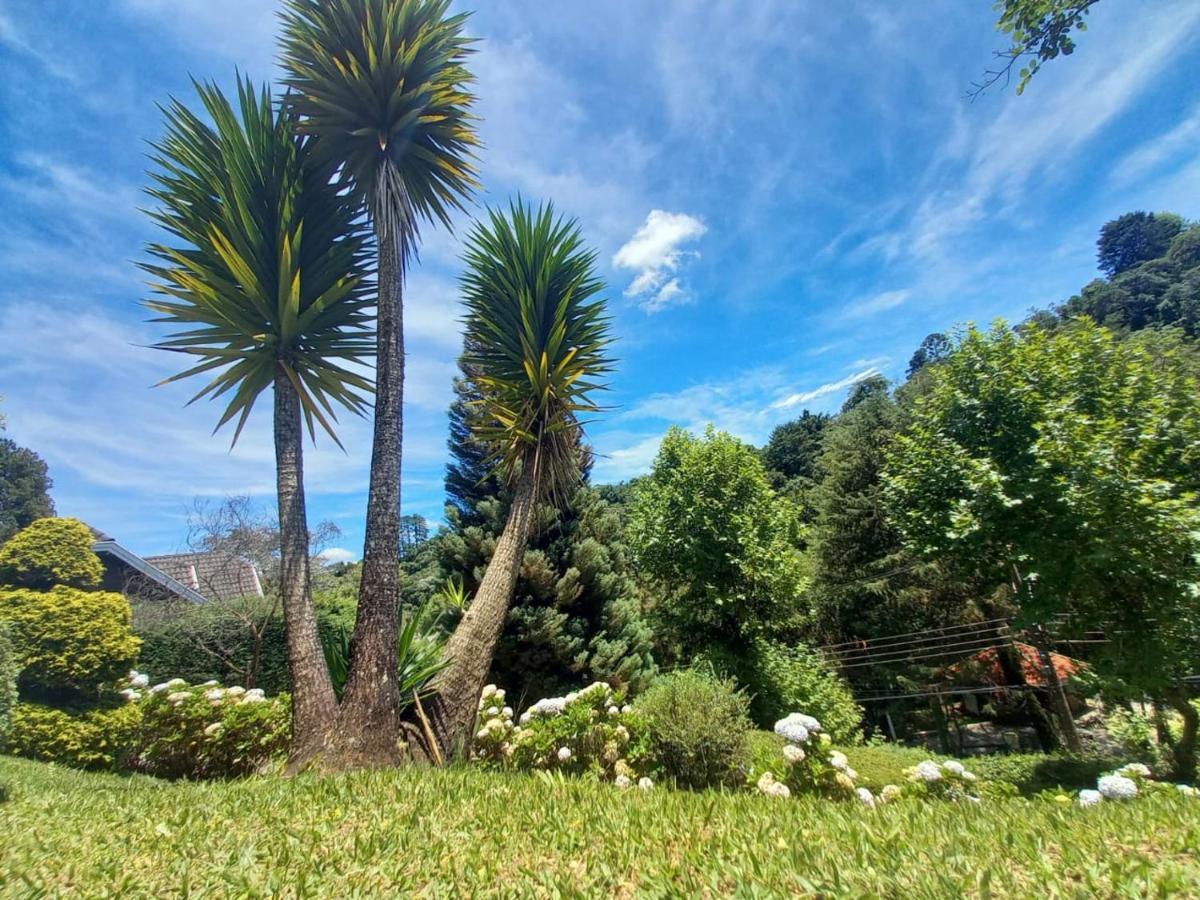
[756,771,790,799]
[615,725,630,743]
[203,722,223,737]
[128,671,149,689]
[1098,775,1138,800]
[486,706,500,718]
[502,706,513,719]
[614,774,632,789]
[167,678,187,688]
[844,767,858,781]
[962,771,977,782]
[607,705,619,716]
[484,718,503,733]
[149,682,171,694]
[204,688,225,702]
[1117,763,1151,779]
[1175,784,1197,797]
[522,696,568,723]
[782,744,805,765]
[240,689,266,704]
[942,760,965,776]
[880,784,903,803]
[119,688,141,702]
[913,761,943,782]
[621,704,632,714]
[167,691,191,703]
[226,686,246,697]
[856,787,876,808]
[481,684,498,700]
[1077,789,1102,807]
[637,777,654,790]
[476,728,489,741]
[557,746,572,762]
[829,751,849,771]
[201,679,219,687]
[775,722,809,745]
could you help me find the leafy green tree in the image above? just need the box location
[280,0,480,764]
[142,78,373,758]
[760,411,830,505]
[1097,212,1184,278]
[972,0,1100,97]
[0,518,102,590]
[906,333,952,378]
[423,201,613,754]
[629,426,805,660]
[0,437,54,545]
[886,319,1200,776]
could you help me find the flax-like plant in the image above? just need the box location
[424,200,613,753]
[142,77,373,755]
[279,0,479,763]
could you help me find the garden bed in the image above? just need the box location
[1,755,1197,896]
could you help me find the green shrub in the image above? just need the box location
[0,586,140,694]
[739,639,862,742]
[2,702,142,770]
[131,679,290,779]
[635,669,751,790]
[0,517,103,589]
[0,622,16,735]
[970,752,1117,795]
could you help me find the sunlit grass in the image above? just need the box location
[1,755,1197,896]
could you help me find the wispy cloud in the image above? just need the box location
[770,367,881,411]
[842,289,911,320]
[613,210,706,312]
[1111,102,1200,186]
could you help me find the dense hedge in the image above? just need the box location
[969,752,1118,795]
[2,702,142,770]
[0,586,140,694]
[134,595,355,695]
[0,517,103,590]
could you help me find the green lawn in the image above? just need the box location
[1,755,1197,897]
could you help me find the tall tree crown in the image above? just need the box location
[278,0,480,249]
[459,200,613,501]
[142,77,375,446]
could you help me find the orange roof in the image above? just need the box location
[945,642,1083,688]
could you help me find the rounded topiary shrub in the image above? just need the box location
[635,668,752,790]
[0,517,103,590]
[0,622,16,736]
[1,702,142,770]
[0,586,141,694]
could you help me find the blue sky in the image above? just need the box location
[1,0,1198,562]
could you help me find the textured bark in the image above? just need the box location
[329,226,405,766]
[273,369,338,760]
[1167,688,1198,783]
[422,463,540,756]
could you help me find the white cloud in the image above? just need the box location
[318,547,357,566]
[612,210,706,311]
[770,368,881,411]
[1111,103,1200,185]
[842,289,911,320]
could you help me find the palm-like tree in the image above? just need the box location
[279,0,479,763]
[424,200,613,753]
[142,77,374,756]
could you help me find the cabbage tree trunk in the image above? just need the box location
[331,225,406,767]
[273,367,338,760]
[422,462,539,756]
[1167,687,1198,783]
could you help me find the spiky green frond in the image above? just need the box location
[142,76,375,447]
[460,200,613,500]
[278,0,480,249]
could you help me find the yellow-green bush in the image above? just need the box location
[0,623,16,736]
[0,517,103,590]
[0,586,141,693]
[2,702,142,770]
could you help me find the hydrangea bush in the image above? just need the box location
[1071,762,1197,807]
[472,682,646,785]
[904,758,982,802]
[126,673,289,779]
[754,712,874,803]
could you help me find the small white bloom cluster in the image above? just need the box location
[774,712,821,746]
[518,681,615,725]
[757,771,791,799]
[472,685,517,764]
[879,784,903,804]
[1078,763,1154,807]
[771,711,864,800]
[905,759,979,802]
[856,787,876,808]
[120,670,151,701]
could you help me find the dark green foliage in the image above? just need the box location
[444,365,503,528]
[905,332,951,378]
[0,438,54,545]
[841,374,889,412]
[1097,212,1184,278]
[0,623,16,736]
[969,752,1116,795]
[439,485,656,704]
[399,514,430,559]
[0,517,103,590]
[2,702,142,771]
[635,669,752,790]
[760,411,830,487]
[976,0,1100,97]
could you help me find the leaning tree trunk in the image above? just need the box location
[422,462,540,757]
[332,225,405,767]
[1166,687,1198,783]
[273,367,338,761]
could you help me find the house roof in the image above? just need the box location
[944,642,1083,689]
[91,539,209,605]
[144,551,264,602]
